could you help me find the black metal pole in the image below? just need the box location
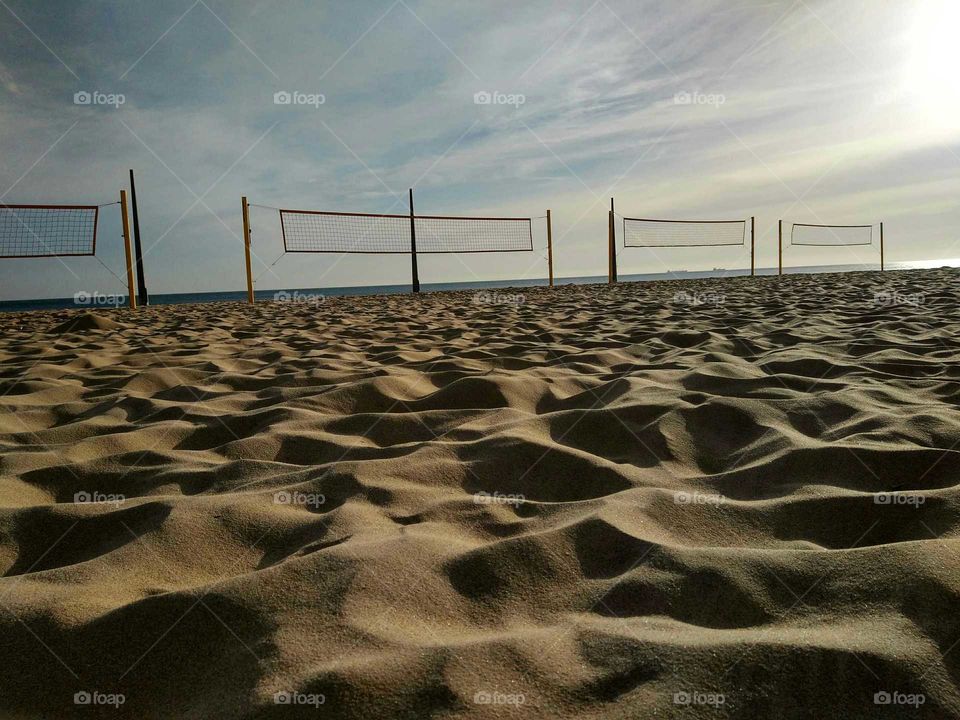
[409,188,420,293]
[129,169,149,305]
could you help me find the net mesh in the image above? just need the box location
[622,217,745,247]
[280,209,533,253]
[281,211,410,253]
[790,224,873,246]
[0,205,98,258]
[414,216,532,253]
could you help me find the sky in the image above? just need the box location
[1,0,959,300]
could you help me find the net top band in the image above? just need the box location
[1,203,100,211]
[280,209,408,219]
[791,222,873,228]
[279,208,531,222]
[621,217,747,224]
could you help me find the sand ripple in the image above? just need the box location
[1,269,959,718]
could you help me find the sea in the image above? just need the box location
[1,261,954,313]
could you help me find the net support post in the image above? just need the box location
[608,198,617,283]
[409,188,420,293]
[750,216,755,276]
[778,220,783,276]
[242,197,254,304]
[119,190,137,310]
[129,169,149,305]
[546,210,554,287]
[880,222,884,271]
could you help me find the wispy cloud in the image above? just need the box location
[0,0,957,298]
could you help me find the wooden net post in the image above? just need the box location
[242,197,254,304]
[409,188,420,293]
[546,209,554,287]
[880,222,884,271]
[750,216,755,276]
[120,190,137,309]
[778,220,783,276]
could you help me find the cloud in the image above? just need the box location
[1,0,958,299]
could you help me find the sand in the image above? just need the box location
[0,268,958,719]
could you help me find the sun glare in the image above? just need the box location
[904,0,960,129]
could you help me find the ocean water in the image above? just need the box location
[0,261,949,313]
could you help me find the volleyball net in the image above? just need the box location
[622,217,747,248]
[789,223,873,246]
[0,196,137,308]
[608,204,755,282]
[0,204,99,258]
[243,191,548,299]
[278,209,533,254]
[780,220,883,274]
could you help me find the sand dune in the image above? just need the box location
[1,269,959,718]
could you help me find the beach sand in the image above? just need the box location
[1,268,958,718]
